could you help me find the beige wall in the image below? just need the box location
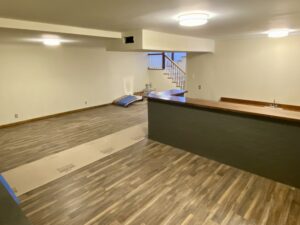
[142,30,215,52]
[0,43,148,126]
[149,70,178,92]
[107,29,215,53]
[107,30,143,52]
[187,36,300,105]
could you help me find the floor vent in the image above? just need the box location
[100,147,115,154]
[57,164,75,173]
[132,135,145,141]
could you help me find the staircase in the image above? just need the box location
[164,55,186,90]
[148,52,186,90]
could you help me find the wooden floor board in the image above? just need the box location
[0,102,147,172]
[19,139,300,225]
[2,101,299,224]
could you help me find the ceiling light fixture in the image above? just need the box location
[267,29,291,38]
[43,38,61,46]
[178,13,209,27]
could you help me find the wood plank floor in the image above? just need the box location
[20,139,300,225]
[0,102,147,172]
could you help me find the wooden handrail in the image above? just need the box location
[148,52,186,89]
[164,55,186,75]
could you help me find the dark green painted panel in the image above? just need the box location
[0,183,31,225]
[148,100,300,188]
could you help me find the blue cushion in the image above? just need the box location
[116,95,139,107]
[0,175,19,205]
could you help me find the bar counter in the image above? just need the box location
[148,90,300,123]
[147,90,300,188]
[0,182,31,225]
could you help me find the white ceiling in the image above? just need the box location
[0,0,300,39]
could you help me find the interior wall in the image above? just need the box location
[107,30,143,52]
[148,70,178,92]
[142,30,215,52]
[186,36,300,105]
[107,29,215,53]
[0,43,149,126]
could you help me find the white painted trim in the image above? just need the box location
[0,18,122,39]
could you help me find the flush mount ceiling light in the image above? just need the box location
[25,34,76,46]
[267,29,291,38]
[43,38,61,46]
[178,13,210,27]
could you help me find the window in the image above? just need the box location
[148,52,187,70]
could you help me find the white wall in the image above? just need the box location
[107,30,143,52]
[149,70,178,92]
[177,56,186,72]
[187,36,300,105]
[107,29,215,53]
[0,18,122,39]
[142,30,215,52]
[0,43,149,126]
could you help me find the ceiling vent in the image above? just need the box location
[124,36,135,44]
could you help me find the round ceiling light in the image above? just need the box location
[267,29,291,38]
[178,13,209,27]
[43,38,61,46]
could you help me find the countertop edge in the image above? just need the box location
[147,92,300,124]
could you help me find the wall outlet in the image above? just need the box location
[198,85,202,90]
[14,113,19,119]
[85,101,88,105]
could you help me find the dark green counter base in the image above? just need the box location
[148,100,300,188]
[0,183,31,225]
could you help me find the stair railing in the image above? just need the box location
[164,54,186,90]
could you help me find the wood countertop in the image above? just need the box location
[147,90,300,123]
[147,89,187,97]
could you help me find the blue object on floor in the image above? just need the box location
[114,95,142,107]
[0,175,20,205]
